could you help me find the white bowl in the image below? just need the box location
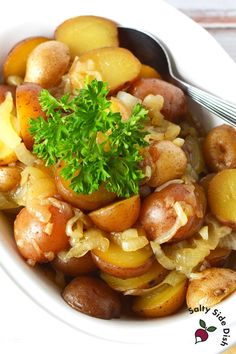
[0,0,236,351]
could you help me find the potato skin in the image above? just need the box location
[14,205,73,263]
[0,85,16,104]
[0,166,22,192]
[52,252,97,277]
[55,15,118,58]
[88,195,140,232]
[206,248,231,267]
[203,124,236,172]
[24,40,70,88]
[129,78,187,122]
[62,276,121,319]
[16,83,46,149]
[132,279,187,318]
[3,37,49,80]
[55,166,116,211]
[141,140,187,187]
[186,268,236,308]
[139,183,206,242]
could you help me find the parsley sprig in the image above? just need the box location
[30,79,148,197]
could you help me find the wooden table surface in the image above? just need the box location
[167,0,236,61]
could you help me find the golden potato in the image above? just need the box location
[203,125,236,172]
[208,169,236,228]
[3,37,49,81]
[0,166,22,192]
[62,276,121,319]
[16,83,46,149]
[141,140,187,187]
[186,268,236,308]
[55,15,118,58]
[101,261,168,292]
[132,272,187,317]
[79,47,141,92]
[129,78,187,122]
[24,40,70,88]
[55,165,116,211]
[92,241,154,279]
[139,64,161,79]
[52,252,97,277]
[88,195,140,232]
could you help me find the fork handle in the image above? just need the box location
[173,78,236,127]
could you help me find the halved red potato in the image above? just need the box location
[55,16,119,58]
[140,183,206,243]
[55,165,116,211]
[3,37,49,81]
[101,261,168,292]
[88,195,140,232]
[129,78,187,122]
[16,83,46,149]
[52,252,97,277]
[14,205,73,264]
[132,272,187,317]
[79,47,141,92]
[208,169,236,229]
[91,241,154,279]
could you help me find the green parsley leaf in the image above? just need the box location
[29,79,148,197]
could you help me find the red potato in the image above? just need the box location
[14,205,73,263]
[62,276,121,319]
[0,85,16,104]
[141,140,187,187]
[203,124,236,172]
[139,183,206,243]
[52,252,97,277]
[129,78,187,122]
[88,195,140,232]
[55,165,116,211]
[16,83,46,149]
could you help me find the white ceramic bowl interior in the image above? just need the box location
[0,0,236,349]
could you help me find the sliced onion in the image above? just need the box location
[199,226,209,240]
[112,228,149,252]
[14,143,36,166]
[154,179,183,192]
[116,91,141,110]
[219,232,236,250]
[124,270,186,295]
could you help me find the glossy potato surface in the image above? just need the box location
[62,276,121,319]
[141,140,187,187]
[89,195,140,232]
[92,241,154,279]
[24,40,70,88]
[14,205,73,263]
[133,277,187,317]
[3,37,49,80]
[52,252,97,277]
[140,183,206,242]
[129,78,187,122]
[0,166,22,192]
[203,125,236,172]
[208,169,236,228]
[55,16,118,58]
[80,47,141,92]
[16,83,46,149]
